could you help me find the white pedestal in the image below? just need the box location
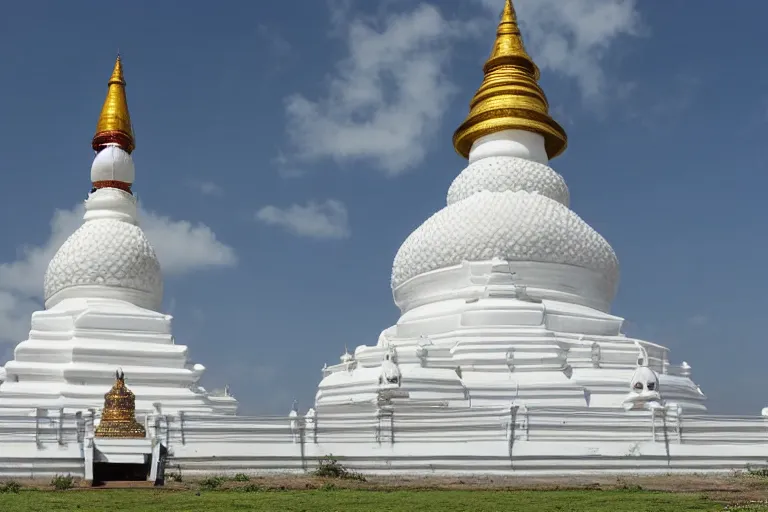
[86,437,162,482]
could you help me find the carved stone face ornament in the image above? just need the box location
[623,366,661,411]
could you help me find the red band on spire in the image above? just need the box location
[92,180,133,194]
[92,130,135,154]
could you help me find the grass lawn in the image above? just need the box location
[0,489,747,512]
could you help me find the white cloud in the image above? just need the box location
[256,200,350,240]
[282,1,638,175]
[188,180,224,197]
[0,205,237,345]
[478,0,641,100]
[143,211,237,275]
[256,23,292,58]
[283,4,472,175]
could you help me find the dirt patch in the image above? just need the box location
[7,473,768,505]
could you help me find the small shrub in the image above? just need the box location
[240,483,263,493]
[199,476,225,491]
[321,482,336,491]
[51,474,74,491]
[0,480,21,494]
[232,473,250,482]
[313,454,366,482]
[746,465,768,478]
[166,470,183,483]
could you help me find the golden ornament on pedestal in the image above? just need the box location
[92,55,136,154]
[453,0,567,160]
[95,369,146,439]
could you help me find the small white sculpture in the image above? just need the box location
[340,346,354,364]
[590,342,601,368]
[622,345,662,411]
[416,336,432,363]
[505,349,515,372]
[379,351,401,386]
[289,401,300,440]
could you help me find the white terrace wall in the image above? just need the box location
[158,406,768,476]
[2,406,768,478]
[0,409,86,478]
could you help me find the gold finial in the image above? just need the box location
[453,0,567,160]
[95,369,146,438]
[92,55,135,154]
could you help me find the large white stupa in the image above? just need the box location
[0,57,236,416]
[314,0,705,415]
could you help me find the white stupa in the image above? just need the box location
[0,56,237,415]
[314,0,706,414]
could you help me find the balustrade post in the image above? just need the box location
[179,411,186,445]
[58,408,65,445]
[75,411,83,444]
[35,408,43,447]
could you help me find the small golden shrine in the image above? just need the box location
[95,370,146,438]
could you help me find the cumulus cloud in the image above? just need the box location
[281,1,638,175]
[143,212,237,275]
[188,180,224,197]
[283,4,472,175]
[0,205,237,345]
[477,0,641,100]
[255,200,350,240]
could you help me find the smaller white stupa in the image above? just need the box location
[0,56,236,415]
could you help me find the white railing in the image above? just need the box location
[3,405,768,477]
[144,405,768,450]
[2,405,767,451]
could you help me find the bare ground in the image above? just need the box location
[10,473,768,508]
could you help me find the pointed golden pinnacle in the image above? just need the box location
[453,0,567,160]
[92,55,135,153]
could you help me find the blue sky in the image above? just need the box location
[0,0,766,415]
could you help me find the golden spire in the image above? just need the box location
[92,55,135,154]
[95,369,146,439]
[453,0,567,160]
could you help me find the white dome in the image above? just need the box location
[391,190,618,289]
[91,145,135,184]
[44,218,163,309]
[447,156,569,206]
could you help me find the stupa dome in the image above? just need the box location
[447,156,569,206]
[44,191,162,310]
[391,189,619,290]
[91,145,135,184]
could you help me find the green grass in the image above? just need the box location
[0,489,745,512]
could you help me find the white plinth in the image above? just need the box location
[0,297,232,415]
